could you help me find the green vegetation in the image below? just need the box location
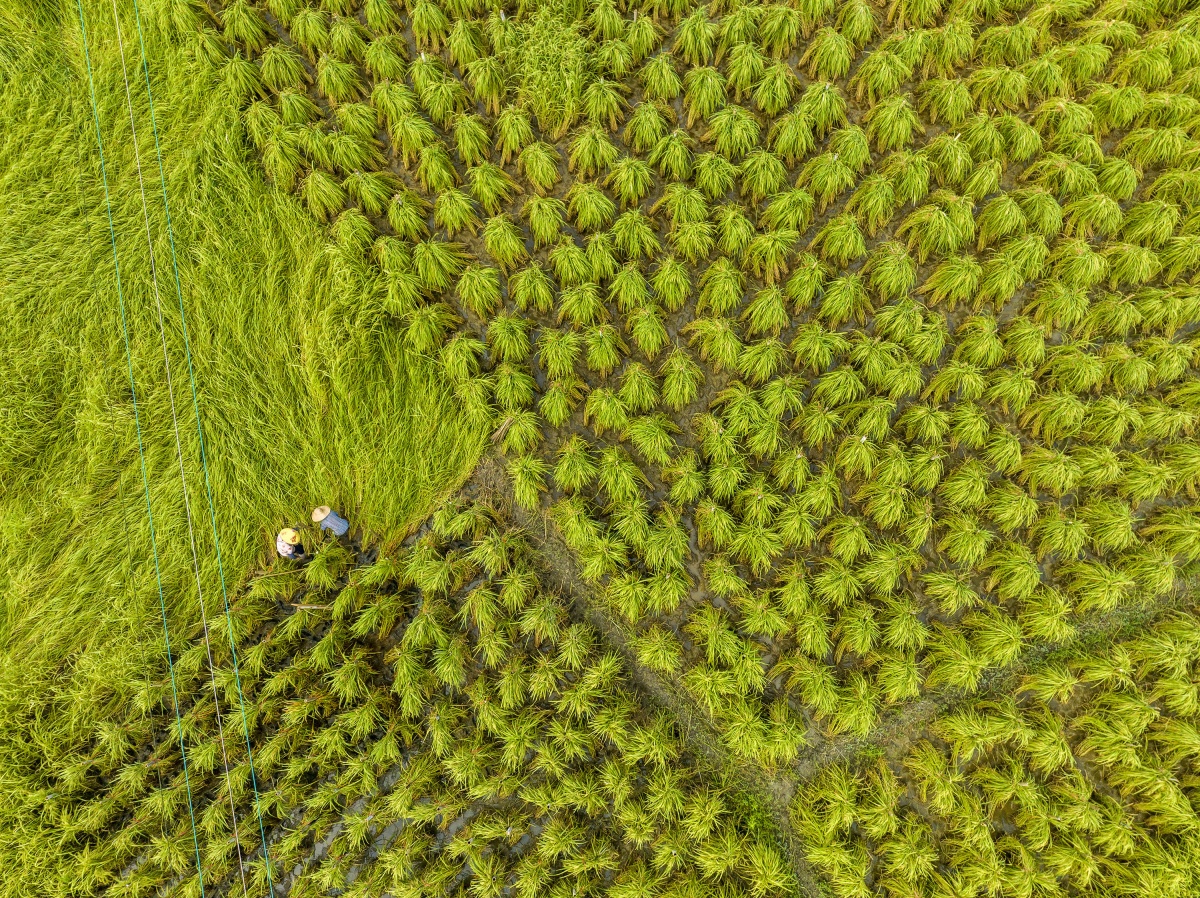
[5,0,1200,894]
[797,610,1200,897]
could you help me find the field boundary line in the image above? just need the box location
[466,452,825,898]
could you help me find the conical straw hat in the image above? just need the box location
[280,528,300,545]
[312,505,332,523]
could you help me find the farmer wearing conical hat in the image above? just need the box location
[312,505,350,537]
[276,527,306,561]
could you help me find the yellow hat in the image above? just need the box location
[311,505,331,523]
[280,528,300,545]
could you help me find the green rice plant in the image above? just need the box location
[301,168,347,221]
[745,228,800,283]
[712,203,755,257]
[448,115,491,170]
[919,255,982,309]
[585,386,630,437]
[568,127,619,179]
[540,376,584,427]
[259,44,306,92]
[859,243,912,303]
[625,10,661,59]
[495,362,538,411]
[753,60,799,116]
[362,38,407,84]
[888,0,944,28]
[344,170,395,217]
[316,53,365,104]
[477,215,525,271]
[648,129,695,181]
[545,241,587,290]
[447,18,485,67]
[685,317,744,373]
[705,105,760,161]
[482,107,530,165]
[759,2,803,57]
[487,313,532,364]
[508,3,592,136]
[290,6,331,57]
[640,53,682,102]
[330,17,368,63]
[658,348,703,411]
[844,174,896,236]
[553,436,597,494]
[549,239,590,287]
[675,7,716,65]
[434,188,481,236]
[962,158,1001,201]
[583,77,627,130]
[879,149,931,208]
[566,183,614,235]
[1121,199,1181,248]
[509,454,548,509]
[523,195,566,248]
[411,0,451,51]
[738,150,787,204]
[626,414,681,467]
[682,66,727,127]
[826,126,871,175]
[811,215,868,270]
[412,237,467,292]
[818,274,872,328]
[278,87,321,127]
[800,151,855,213]
[596,446,649,506]
[607,156,654,207]
[738,338,788,385]
[626,304,669,358]
[897,191,975,262]
[800,26,853,80]
[760,188,815,234]
[612,209,662,260]
[851,49,912,104]
[519,141,563,194]
[414,141,457,192]
[668,219,714,263]
[646,257,689,312]
[511,261,556,314]
[634,627,683,674]
[440,332,486,383]
[700,255,744,314]
[725,41,765,100]
[741,286,789,337]
[585,324,626,378]
[559,282,607,328]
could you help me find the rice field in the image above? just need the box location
[3,0,1200,894]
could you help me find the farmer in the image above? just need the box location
[312,505,350,537]
[276,528,306,561]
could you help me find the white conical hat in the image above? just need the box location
[312,506,331,523]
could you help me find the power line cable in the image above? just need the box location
[126,6,277,887]
[107,4,250,894]
[73,0,206,891]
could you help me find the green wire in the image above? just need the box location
[125,6,275,888]
[73,1,206,892]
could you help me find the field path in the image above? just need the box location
[467,452,826,898]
